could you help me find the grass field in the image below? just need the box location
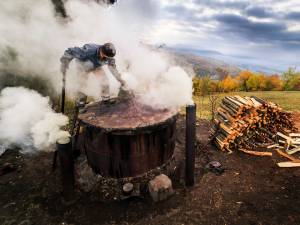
[193,91,300,119]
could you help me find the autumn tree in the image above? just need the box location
[209,80,221,92]
[282,67,300,91]
[265,75,283,91]
[198,76,212,97]
[236,70,253,91]
[220,75,238,92]
[257,74,267,90]
[193,76,221,119]
[246,74,260,91]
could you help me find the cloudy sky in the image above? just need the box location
[143,0,300,72]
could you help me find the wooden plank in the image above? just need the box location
[267,144,279,149]
[275,149,300,163]
[277,132,291,141]
[277,162,300,168]
[239,148,272,156]
[286,146,300,155]
[289,133,300,138]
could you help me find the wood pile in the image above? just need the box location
[211,96,299,159]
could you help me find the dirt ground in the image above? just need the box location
[1,114,300,225]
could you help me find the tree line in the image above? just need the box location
[193,67,300,95]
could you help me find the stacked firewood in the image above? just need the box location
[211,96,298,154]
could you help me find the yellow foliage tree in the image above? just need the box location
[236,70,253,91]
[265,75,283,91]
[246,74,260,91]
[220,75,238,92]
[257,73,267,90]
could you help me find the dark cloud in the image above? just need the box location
[193,0,249,10]
[245,6,274,18]
[158,1,300,70]
[215,14,284,33]
[162,1,300,55]
[163,4,210,30]
[214,14,300,46]
[285,11,300,20]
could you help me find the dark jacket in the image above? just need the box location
[60,43,124,85]
[61,43,116,71]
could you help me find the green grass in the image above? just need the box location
[194,91,300,119]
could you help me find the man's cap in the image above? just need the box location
[101,43,116,58]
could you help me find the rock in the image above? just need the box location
[122,183,134,195]
[205,161,224,175]
[148,174,174,202]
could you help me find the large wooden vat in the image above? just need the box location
[77,98,178,178]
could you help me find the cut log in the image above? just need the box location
[212,95,298,156]
[239,148,272,157]
[286,146,300,155]
[289,133,300,138]
[277,132,291,141]
[277,162,300,168]
[275,149,300,163]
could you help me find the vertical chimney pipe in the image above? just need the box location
[57,137,75,204]
[185,103,196,186]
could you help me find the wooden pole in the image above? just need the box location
[185,103,196,186]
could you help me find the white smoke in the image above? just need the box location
[0,87,69,155]
[0,0,193,108]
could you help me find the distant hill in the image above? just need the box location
[237,64,283,75]
[164,49,241,79]
[160,46,283,79]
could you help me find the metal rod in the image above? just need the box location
[60,71,66,113]
[185,103,196,186]
[57,137,75,204]
[53,71,66,172]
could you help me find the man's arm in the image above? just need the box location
[60,47,86,74]
[107,59,126,87]
[60,50,74,74]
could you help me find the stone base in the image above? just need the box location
[148,174,174,202]
[73,143,182,202]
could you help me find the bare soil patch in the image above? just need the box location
[0,114,299,225]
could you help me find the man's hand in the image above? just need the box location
[107,64,127,89]
[60,52,73,74]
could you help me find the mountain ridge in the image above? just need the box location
[163,46,283,78]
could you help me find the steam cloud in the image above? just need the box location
[0,87,69,155]
[0,0,193,108]
[0,0,193,154]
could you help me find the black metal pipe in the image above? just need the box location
[57,137,75,204]
[52,72,66,172]
[185,103,196,186]
[60,71,66,114]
